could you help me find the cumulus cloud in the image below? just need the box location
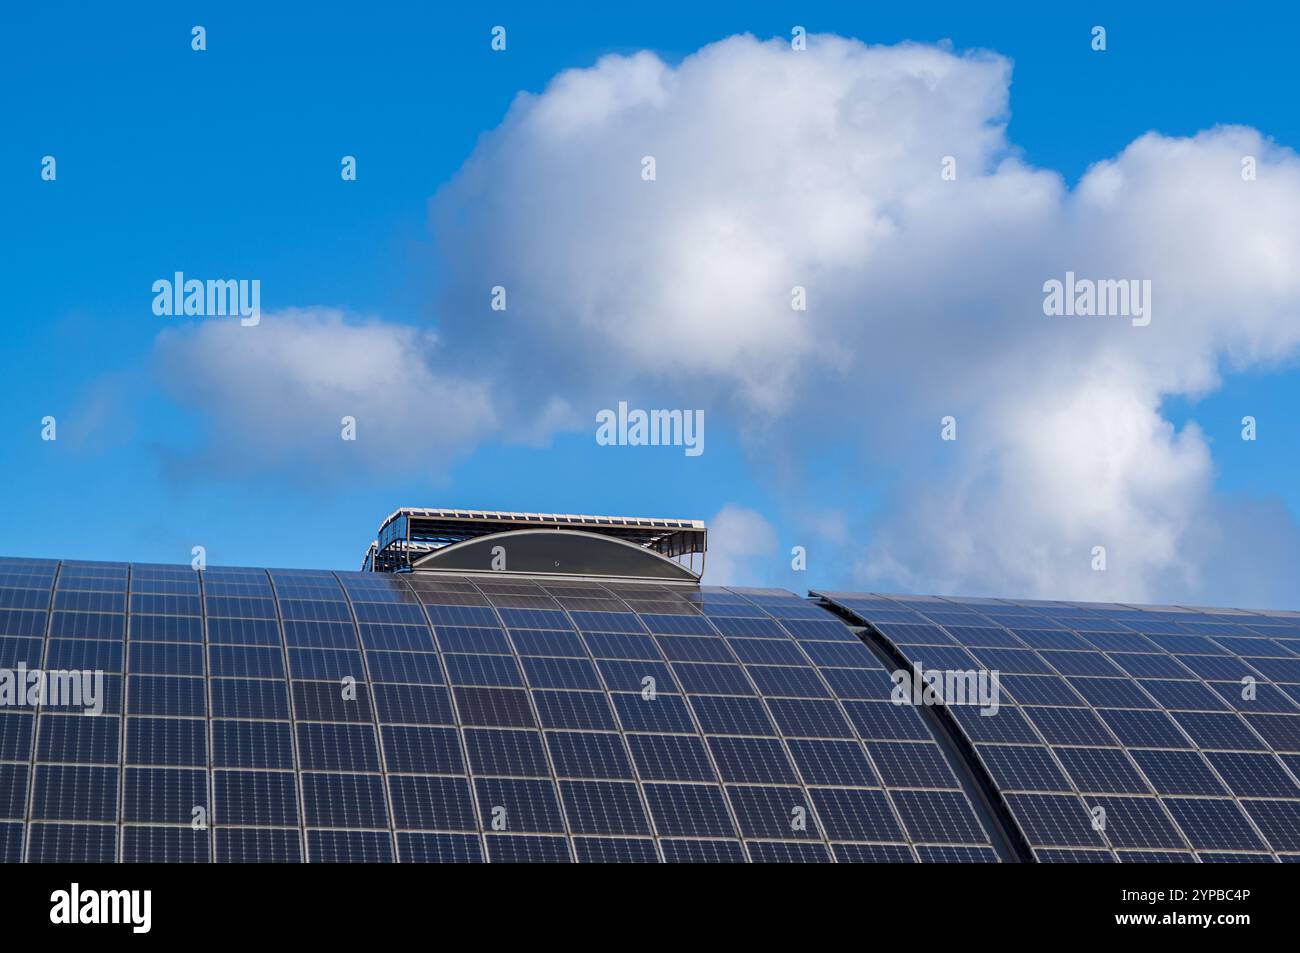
[427,33,1300,605]
[148,33,1300,605]
[704,504,779,585]
[154,308,496,474]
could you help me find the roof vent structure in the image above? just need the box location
[361,507,707,582]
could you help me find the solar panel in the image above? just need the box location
[8,558,1296,861]
[816,590,1300,861]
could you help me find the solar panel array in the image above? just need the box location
[816,592,1300,862]
[0,557,1001,862]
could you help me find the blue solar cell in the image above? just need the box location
[727,785,818,840]
[123,826,210,863]
[672,662,755,695]
[1085,796,1187,849]
[210,678,291,719]
[390,775,477,831]
[484,834,571,863]
[559,780,651,835]
[546,731,633,780]
[464,728,549,777]
[1054,747,1152,795]
[1162,798,1266,851]
[747,840,831,862]
[787,739,878,786]
[745,665,830,699]
[532,690,615,731]
[708,736,798,784]
[626,733,714,782]
[397,832,484,862]
[32,765,118,821]
[842,701,932,741]
[44,638,122,672]
[128,675,206,716]
[1241,799,1300,852]
[27,823,117,862]
[520,655,602,691]
[382,725,463,774]
[123,767,208,823]
[643,783,736,838]
[210,719,291,770]
[655,634,733,662]
[474,777,566,834]
[868,741,959,788]
[766,698,855,739]
[364,650,441,685]
[292,680,372,722]
[296,722,381,772]
[306,829,394,863]
[216,827,302,863]
[811,787,903,842]
[1099,709,1192,749]
[1205,751,1300,797]
[889,789,988,845]
[36,714,119,765]
[688,694,776,735]
[0,713,34,762]
[215,771,299,826]
[834,842,915,862]
[0,764,30,819]
[1004,793,1106,848]
[583,631,662,661]
[507,628,586,657]
[572,836,657,863]
[207,645,283,679]
[610,693,695,733]
[596,659,676,693]
[301,772,389,828]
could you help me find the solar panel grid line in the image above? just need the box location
[408,587,487,864]
[1087,616,1289,860]
[1017,626,1218,857]
[691,592,840,859]
[918,595,1296,859]
[989,618,1205,857]
[736,604,919,859]
[924,601,1220,856]
[754,598,978,856]
[264,568,309,863]
[195,572,217,863]
[528,590,667,862]
[332,572,400,863]
[115,564,132,861]
[843,596,1118,859]
[20,560,59,862]
[578,585,735,856]
[466,598,576,860]
[582,586,749,858]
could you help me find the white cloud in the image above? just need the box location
[427,33,1300,605]
[154,308,496,474]
[704,504,779,585]
[145,34,1300,605]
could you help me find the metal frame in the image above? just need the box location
[361,507,707,577]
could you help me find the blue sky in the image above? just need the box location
[3,2,1300,606]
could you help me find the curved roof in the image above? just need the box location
[815,591,1300,861]
[2,552,1297,862]
[0,557,1001,863]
